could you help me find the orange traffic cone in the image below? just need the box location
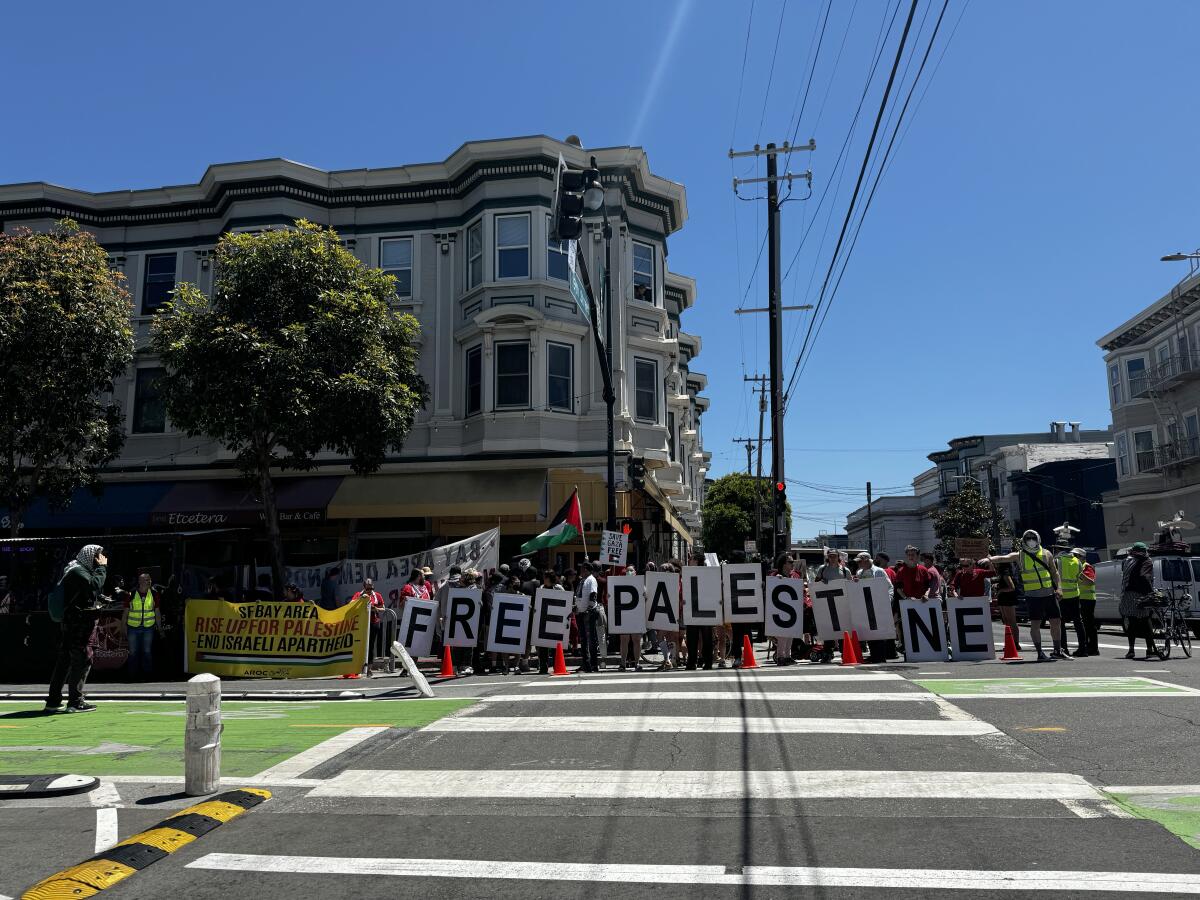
[1002,626,1021,661]
[850,630,865,664]
[739,634,759,669]
[840,631,859,666]
[439,645,456,678]
[551,642,570,676]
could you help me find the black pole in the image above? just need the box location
[603,210,616,532]
[766,143,786,554]
[866,480,874,556]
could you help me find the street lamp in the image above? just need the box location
[1160,252,1200,262]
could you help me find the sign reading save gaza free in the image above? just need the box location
[185,597,368,678]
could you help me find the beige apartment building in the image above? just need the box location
[0,135,711,569]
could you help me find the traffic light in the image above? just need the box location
[774,481,788,551]
[552,156,602,241]
[629,457,646,490]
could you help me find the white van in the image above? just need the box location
[1094,555,1200,636]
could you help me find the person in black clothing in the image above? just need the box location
[1119,542,1158,659]
[45,544,109,713]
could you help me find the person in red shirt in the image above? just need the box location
[951,558,991,598]
[893,546,933,601]
[350,578,385,678]
[1075,548,1099,656]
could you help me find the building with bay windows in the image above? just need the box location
[1097,267,1200,554]
[0,135,710,572]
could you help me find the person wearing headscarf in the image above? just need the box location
[45,544,109,713]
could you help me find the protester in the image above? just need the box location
[993,562,1021,650]
[1056,546,1087,656]
[400,569,428,613]
[1119,542,1158,659]
[980,530,1067,662]
[854,551,896,663]
[124,572,159,680]
[283,583,307,603]
[1075,548,1099,656]
[535,568,564,674]
[950,558,991,599]
[320,566,341,611]
[768,552,802,666]
[921,552,944,601]
[351,578,386,678]
[45,544,108,713]
[563,568,580,653]
[574,561,602,673]
[810,548,851,663]
[475,572,502,674]
[653,562,679,671]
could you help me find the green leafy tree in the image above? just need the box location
[151,221,428,591]
[0,220,134,536]
[932,481,1010,562]
[700,472,790,561]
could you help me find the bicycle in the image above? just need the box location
[1142,588,1193,660]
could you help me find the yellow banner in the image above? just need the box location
[185,598,368,678]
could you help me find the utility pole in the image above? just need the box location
[866,481,874,556]
[730,140,815,556]
[744,374,769,554]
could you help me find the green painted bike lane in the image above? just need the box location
[0,698,472,777]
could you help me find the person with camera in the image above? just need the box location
[45,544,110,713]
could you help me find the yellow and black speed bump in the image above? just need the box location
[22,788,270,899]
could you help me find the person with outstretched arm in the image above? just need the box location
[980,529,1068,662]
[45,544,110,713]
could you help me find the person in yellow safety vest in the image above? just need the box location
[980,529,1067,662]
[1074,547,1099,656]
[124,572,159,679]
[1057,547,1089,657]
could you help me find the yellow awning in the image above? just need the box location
[328,470,546,519]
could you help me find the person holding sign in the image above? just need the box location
[810,548,850,663]
[854,552,897,662]
[574,561,603,673]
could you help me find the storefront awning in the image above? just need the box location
[328,470,546,519]
[6,482,175,531]
[150,477,342,527]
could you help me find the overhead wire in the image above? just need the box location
[780,0,922,410]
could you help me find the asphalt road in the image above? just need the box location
[3,624,1200,899]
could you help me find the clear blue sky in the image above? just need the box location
[3,0,1198,535]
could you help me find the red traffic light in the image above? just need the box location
[621,522,632,535]
[775,482,785,492]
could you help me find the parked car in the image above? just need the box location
[1093,555,1200,638]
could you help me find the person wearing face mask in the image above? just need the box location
[980,530,1067,662]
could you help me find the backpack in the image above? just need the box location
[47,575,67,623]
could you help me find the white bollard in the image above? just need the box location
[184,673,223,796]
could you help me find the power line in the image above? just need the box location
[754,0,792,143]
[781,0,921,409]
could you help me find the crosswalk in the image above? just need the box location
[171,663,1200,897]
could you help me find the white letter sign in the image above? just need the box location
[443,588,482,648]
[722,563,764,624]
[644,572,680,632]
[900,599,948,662]
[810,581,852,641]
[398,598,438,659]
[847,580,896,641]
[682,566,722,626]
[606,575,646,634]
[486,592,530,655]
[531,588,572,649]
[947,596,994,661]
[764,576,805,639]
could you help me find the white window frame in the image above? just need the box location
[465,345,482,416]
[379,236,414,299]
[1115,432,1130,477]
[1108,363,1122,407]
[1132,427,1156,474]
[466,220,483,290]
[495,213,531,280]
[632,240,655,303]
[546,341,574,413]
[494,340,531,410]
[633,356,659,423]
[140,252,178,315]
[1125,355,1149,397]
[546,214,568,281]
[1184,408,1199,439]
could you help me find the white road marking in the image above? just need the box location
[1133,670,1171,673]
[1105,784,1200,796]
[1136,677,1200,695]
[99,774,323,788]
[521,672,903,687]
[481,692,936,703]
[921,691,1197,699]
[424,715,1000,736]
[1058,799,1104,819]
[252,726,390,780]
[308,769,1101,801]
[94,807,119,853]
[186,855,1200,893]
[918,671,951,675]
[89,781,122,808]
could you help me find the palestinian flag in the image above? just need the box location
[521,489,583,553]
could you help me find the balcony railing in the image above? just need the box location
[1143,436,1200,473]
[1130,352,1200,398]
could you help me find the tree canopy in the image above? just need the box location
[151,220,428,589]
[932,480,1010,561]
[0,220,133,536]
[700,472,790,561]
